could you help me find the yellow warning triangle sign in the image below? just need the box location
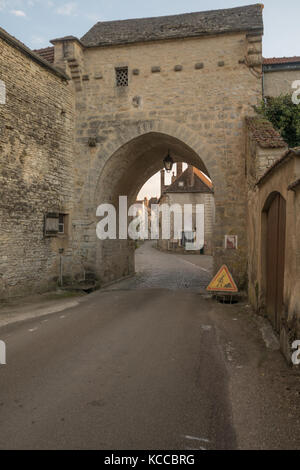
[207,265,238,293]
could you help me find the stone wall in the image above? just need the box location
[245,117,288,186]
[53,30,263,289]
[0,32,74,299]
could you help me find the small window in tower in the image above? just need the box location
[58,214,66,234]
[116,67,128,87]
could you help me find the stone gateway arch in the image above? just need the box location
[0,5,264,297]
[65,4,264,289]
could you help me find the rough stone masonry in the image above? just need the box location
[0,27,74,298]
[0,5,265,297]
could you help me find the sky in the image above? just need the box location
[0,0,299,198]
[0,0,299,55]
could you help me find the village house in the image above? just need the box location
[157,164,215,255]
[263,56,300,97]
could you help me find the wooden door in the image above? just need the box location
[266,193,286,332]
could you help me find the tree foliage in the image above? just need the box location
[255,94,300,148]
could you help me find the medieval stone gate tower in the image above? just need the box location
[0,5,264,297]
[54,4,263,288]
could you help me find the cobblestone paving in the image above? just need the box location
[109,241,213,292]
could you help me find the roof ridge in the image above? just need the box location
[33,46,54,51]
[88,4,262,27]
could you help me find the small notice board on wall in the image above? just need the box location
[225,235,238,250]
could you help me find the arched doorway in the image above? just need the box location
[93,132,213,284]
[73,119,249,290]
[264,192,286,332]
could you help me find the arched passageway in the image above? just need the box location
[93,132,212,284]
[95,132,211,206]
[73,119,248,289]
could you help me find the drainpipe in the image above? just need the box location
[262,65,265,100]
[59,248,64,287]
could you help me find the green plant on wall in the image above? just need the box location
[255,94,300,148]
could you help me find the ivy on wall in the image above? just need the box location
[255,94,300,148]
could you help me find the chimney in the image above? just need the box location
[187,165,195,187]
[160,169,166,196]
[177,162,183,177]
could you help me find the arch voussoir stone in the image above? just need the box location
[90,119,212,196]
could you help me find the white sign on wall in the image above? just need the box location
[225,235,238,250]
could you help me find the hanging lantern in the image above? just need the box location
[163,151,174,173]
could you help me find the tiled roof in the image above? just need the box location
[164,167,213,194]
[246,117,287,149]
[33,46,54,64]
[81,4,263,47]
[263,57,300,65]
[193,168,213,189]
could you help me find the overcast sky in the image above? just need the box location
[0,0,299,55]
[1,0,299,198]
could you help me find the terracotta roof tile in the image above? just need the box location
[263,56,300,65]
[164,167,213,194]
[246,117,287,149]
[193,168,213,189]
[33,46,54,64]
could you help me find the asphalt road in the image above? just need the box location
[0,243,299,450]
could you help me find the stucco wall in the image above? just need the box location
[264,69,300,97]
[0,36,74,299]
[248,153,300,362]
